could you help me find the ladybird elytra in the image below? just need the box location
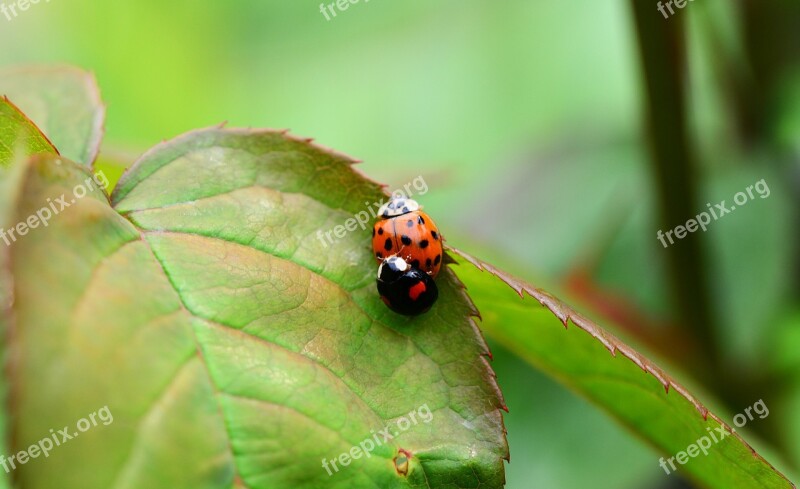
[371,197,443,278]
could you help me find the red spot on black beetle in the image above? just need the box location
[408,281,426,300]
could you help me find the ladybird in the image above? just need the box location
[372,197,443,278]
[376,256,438,316]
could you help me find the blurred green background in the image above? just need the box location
[2,1,798,488]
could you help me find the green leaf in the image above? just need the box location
[0,112,30,489]
[0,96,57,168]
[448,247,795,489]
[0,66,105,166]
[4,129,507,489]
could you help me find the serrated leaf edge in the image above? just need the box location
[446,245,795,489]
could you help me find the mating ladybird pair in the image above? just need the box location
[372,197,443,316]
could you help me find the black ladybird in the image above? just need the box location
[376,256,438,316]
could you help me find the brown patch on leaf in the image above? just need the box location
[394,448,412,476]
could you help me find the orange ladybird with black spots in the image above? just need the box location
[371,197,444,278]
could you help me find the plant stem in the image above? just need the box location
[629,0,719,367]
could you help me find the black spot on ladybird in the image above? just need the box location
[418,216,425,225]
[426,258,432,269]
[434,254,441,265]
[384,238,393,251]
[372,228,376,237]
[419,239,429,249]
[431,230,438,240]
[378,228,384,235]
[406,219,414,228]
[401,235,412,246]
[411,259,420,269]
